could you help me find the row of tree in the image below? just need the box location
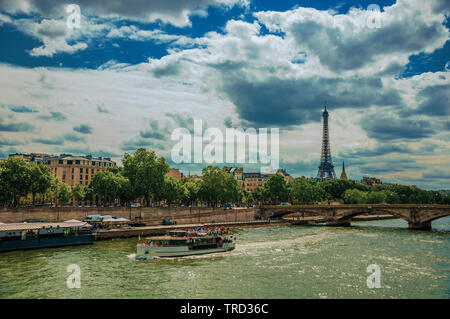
[0,149,244,207]
[1,148,448,207]
[255,175,450,205]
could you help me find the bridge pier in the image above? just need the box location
[326,220,351,227]
[408,221,431,230]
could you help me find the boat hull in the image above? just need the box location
[0,234,94,252]
[136,243,235,260]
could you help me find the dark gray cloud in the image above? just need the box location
[348,157,423,175]
[151,61,181,78]
[431,0,450,13]
[9,105,37,113]
[376,62,405,77]
[0,119,34,132]
[358,162,425,175]
[73,124,93,134]
[218,75,403,126]
[0,138,24,146]
[339,142,438,158]
[0,147,21,159]
[38,111,67,121]
[32,137,64,145]
[165,112,201,132]
[63,133,86,142]
[224,117,233,128]
[413,84,450,117]
[340,144,414,158]
[0,0,243,26]
[120,138,166,152]
[362,116,437,141]
[443,121,450,131]
[97,106,111,114]
[139,120,168,140]
[423,170,450,179]
[32,133,85,145]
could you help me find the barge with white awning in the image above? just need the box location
[0,222,94,252]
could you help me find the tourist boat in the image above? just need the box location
[136,228,236,260]
[0,221,94,252]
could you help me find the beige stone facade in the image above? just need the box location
[37,154,116,186]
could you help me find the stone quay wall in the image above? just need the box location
[0,206,258,225]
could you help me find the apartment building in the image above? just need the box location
[36,154,116,186]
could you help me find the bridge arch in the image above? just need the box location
[260,204,450,230]
[335,208,410,222]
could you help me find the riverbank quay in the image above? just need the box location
[94,214,396,240]
[94,220,290,240]
[0,206,257,224]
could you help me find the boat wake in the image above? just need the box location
[236,232,332,252]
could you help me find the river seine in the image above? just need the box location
[1,217,449,298]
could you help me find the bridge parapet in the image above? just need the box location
[259,204,450,230]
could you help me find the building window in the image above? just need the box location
[67,160,73,165]
[72,168,74,173]
[80,175,83,180]
[59,160,63,164]
[85,175,88,180]
[75,160,80,164]
[91,169,94,174]
[80,168,83,173]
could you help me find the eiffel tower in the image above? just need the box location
[316,104,336,181]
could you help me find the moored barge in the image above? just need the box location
[0,222,94,252]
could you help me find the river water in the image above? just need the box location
[0,217,449,299]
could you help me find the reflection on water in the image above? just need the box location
[0,217,449,299]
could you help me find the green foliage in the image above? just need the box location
[72,183,86,202]
[162,176,185,205]
[289,176,325,204]
[1,154,449,207]
[263,173,289,204]
[56,179,72,204]
[383,190,400,204]
[198,166,241,206]
[0,157,32,205]
[320,179,360,201]
[252,187,264,203]
[89,170,125,205]
[181,177,201,205]
[343,189,368,204]
[0,158,53,206]
[122,148,169,206]
[29,163,53,204]
[366,191,388,204]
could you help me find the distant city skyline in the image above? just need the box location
[0,0,449,190]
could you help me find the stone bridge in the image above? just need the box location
[257,204,450,230]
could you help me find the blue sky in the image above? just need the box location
[0,0,449,189]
